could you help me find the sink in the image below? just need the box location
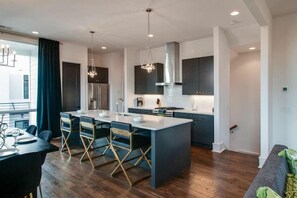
[118,113,132,116]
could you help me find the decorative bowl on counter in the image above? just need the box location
[77,109,85,114]
[133,115,143,123]
[99,111,108,118]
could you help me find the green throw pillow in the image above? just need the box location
[285,174,297,198]
[278,149,297,175]
[257,187,282,198]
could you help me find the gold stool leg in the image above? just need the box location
[110,145,133,186]
[60,131,72,156]
[134,146,152,168]
[80,136,95,169]
[102,137,111,154]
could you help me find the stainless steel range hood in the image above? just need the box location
[156,42,182,86]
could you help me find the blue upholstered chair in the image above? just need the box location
[26,125,37,136]
[79,116,113,169]
[110,121,151,186]
[38,130,53,164]
[0,152,42,197]
[60,112,80,156]
[38,130,53,197]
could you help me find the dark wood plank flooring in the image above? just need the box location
[41,139,259,198]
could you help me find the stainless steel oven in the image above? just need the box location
[152,107,184,117]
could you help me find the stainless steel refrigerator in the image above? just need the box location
[88,83,109,110]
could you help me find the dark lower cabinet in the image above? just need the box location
[174,112,214,148]
[128,108,153,115]
[134,63,164,95]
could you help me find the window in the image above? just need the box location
[0,38,38,128]
[23,75,29,99]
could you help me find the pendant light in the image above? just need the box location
[88,31,97,78]
[0,40,17,67]
[141,8,155,73]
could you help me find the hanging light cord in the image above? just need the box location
[142,8,155,73]
[88,31,97,77]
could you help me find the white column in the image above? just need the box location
[259,25,271,167]
[213,27,231,153]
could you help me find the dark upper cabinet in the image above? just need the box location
[88,66,109,84]
[182,56,214,95]
[135,66,147,94]
[134,63,164,95]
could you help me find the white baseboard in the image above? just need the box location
[212,142,226,153]
[258,155,268,168]
[230,149,260,156]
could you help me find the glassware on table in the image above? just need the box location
[11,129,20,147]
[0,133,5,149]
[0,123,8,132]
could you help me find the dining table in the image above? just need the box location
[0,129,59,161]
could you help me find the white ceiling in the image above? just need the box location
[0,0,260,54]
[266,0,297,17]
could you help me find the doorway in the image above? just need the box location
[62,62,81,111]
[229,52,260,155]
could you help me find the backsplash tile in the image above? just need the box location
[142,85,214,111]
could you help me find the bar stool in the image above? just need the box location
[79,116,113,169]
[60,112,80,156]
[109,121,151,186]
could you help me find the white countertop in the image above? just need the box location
[67,110,192,131]
[128,106,214,115]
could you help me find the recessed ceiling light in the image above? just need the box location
[32,31,39,35]
[230,11,239,16]
[101,46,107,50]
[147,34,154,38]
[249,47,256,50]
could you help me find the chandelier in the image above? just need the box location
[0,42,16,67]
[88,31,97,78]
[141,8,155,73]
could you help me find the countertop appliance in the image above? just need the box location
[88,83,109,110]
[153,107,184,117]
[136,97,143,107]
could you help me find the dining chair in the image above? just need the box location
[79,116,114,169]
[60,112,80,156]
[0,152,42,197]
[109,121,151,186]
[37,130,53,198]
[26,125,38,136]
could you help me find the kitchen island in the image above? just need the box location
[67,110,192,188]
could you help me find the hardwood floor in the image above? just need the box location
[41,139,259,198]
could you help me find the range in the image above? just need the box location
[153,107,184,117]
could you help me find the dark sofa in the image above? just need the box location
[244,144,289,198]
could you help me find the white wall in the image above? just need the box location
[230,51,260,155]
[60,42,88,110]
[91,52,124,111]
[213,27,230,152]
[124,48,140,111]
[136,37,214,111]
[0,67,10,103]
[271,13,297,150]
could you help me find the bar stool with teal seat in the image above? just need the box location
[60,112,80,156]
[79,116,113,169]
[110,121,151,186]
